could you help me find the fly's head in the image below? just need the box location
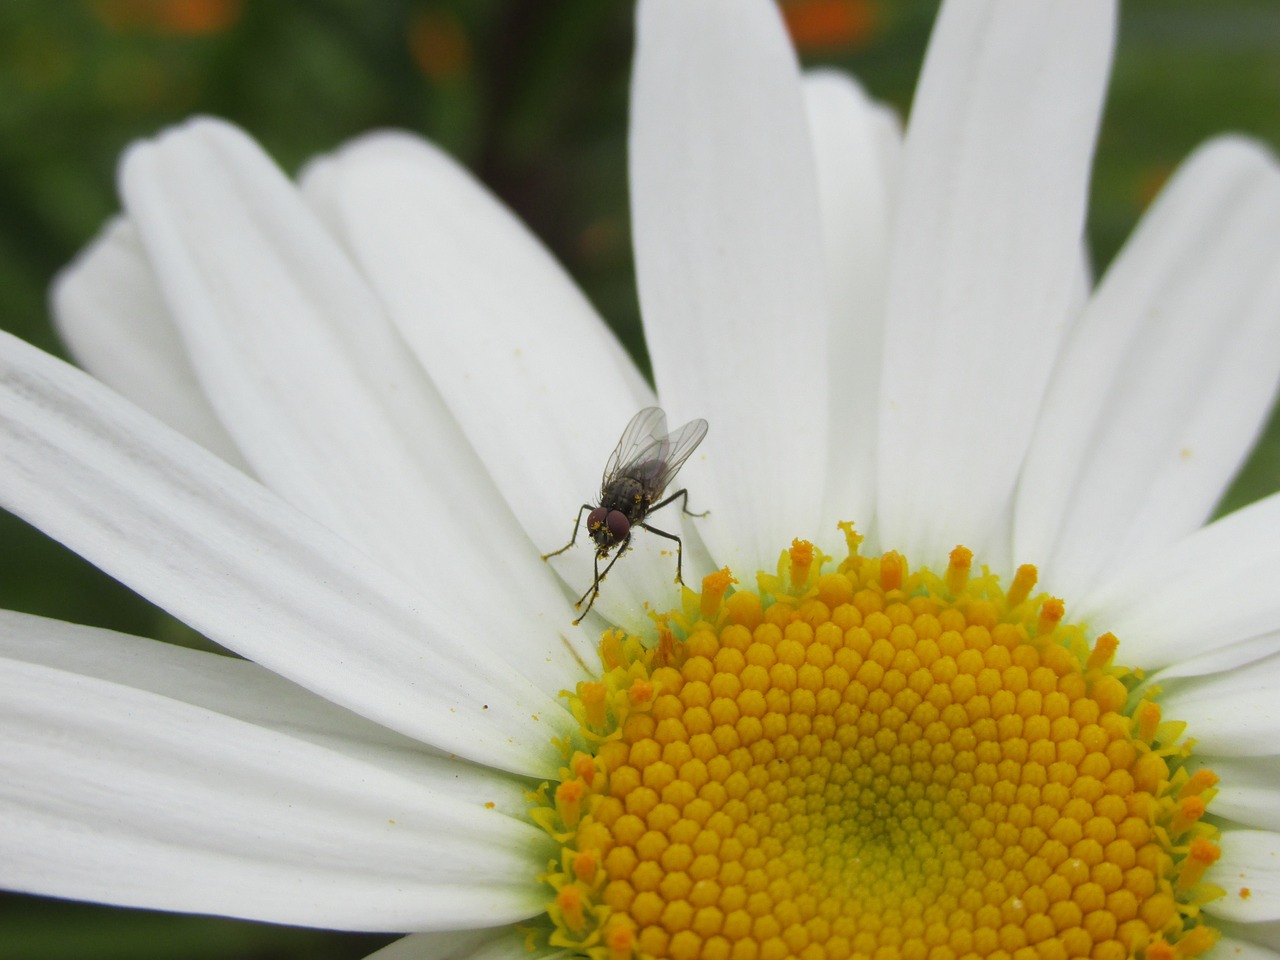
[587,505,630,556]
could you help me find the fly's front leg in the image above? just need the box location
[573,535,630,625]
[648,488,708,519]
[542,504,594,560]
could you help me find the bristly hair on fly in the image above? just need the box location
[542,407,708,624]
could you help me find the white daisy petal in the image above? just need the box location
[293,131,678,626]
[1208,830,1280,923]
[0,658,545,931]
[803,69,902,540]
[1017,137,1280,599]
[119,117,590,681]
[300,131,652,515]
[630,0,831,569]
[0,611,533,816]
[364,928,538,960]
[0,330,571,777]
[363,931,502,960]
[1157,653,1280,758]
[1154,630,1280,682]
[1213,935,1280,960]
[1193,756,1280,832]
[877,0,1115,566]
[1083,492,1280,670]
[49,217,248,469]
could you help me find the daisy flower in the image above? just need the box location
[4,1,1280,958]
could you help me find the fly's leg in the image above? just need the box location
[648,488,708,519]
[640,523,687,586]
[541,504,595,560]
[573,534,630,625]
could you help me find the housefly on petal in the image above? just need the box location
[542,407,708,624]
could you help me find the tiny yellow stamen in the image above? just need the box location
[1138,699,1162,743]
[556,885,587,932]
[1036,595,1064,634]
[1178,837,1221,890]
[1006,562,1038,607]
[1171,795,1207,837]
[944,544,973,594]
[554,779,584,829]
[573,755,598,788]
[1179,768,1219,799]
[1175,924,1220,956]
[787,538,814,588]
[699,567,735,619]
[879,549,904,591]
[579,682,607,731]
[604,921,637,960]
[1088,630,1119,670]
[573,849,598,883]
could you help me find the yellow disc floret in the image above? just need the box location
[530,524,1223,960]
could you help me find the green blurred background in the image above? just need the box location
[1,1,1279,957]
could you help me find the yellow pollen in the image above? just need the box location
[1179,768,1218,800]
[945,544,973,595]
[1037,596,1064,635]
[531,530,1224,959]
[1177,838,1221,891]
[1137,700,1162,743]
[880,550,905,591]
[1006,563,1038,608]
[788,539,815,588]
[701,568,737,619]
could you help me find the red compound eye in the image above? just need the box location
[606,511,630,541]
[587,507,608,532]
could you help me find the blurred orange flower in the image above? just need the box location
[782,0,877,52]
[91,0,242,35]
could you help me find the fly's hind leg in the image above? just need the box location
[542,504,594,560]
[647,488,708,519]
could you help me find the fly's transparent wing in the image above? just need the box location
[602,407,668,485]
[641,417,709,497]
[602,407,708,499]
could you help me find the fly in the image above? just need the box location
[543,407,708,624]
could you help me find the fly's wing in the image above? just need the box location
[602,407,668,487]
[642,417,709,497]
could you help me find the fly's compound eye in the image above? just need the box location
[606,510,630,541]
[587,507,609,532]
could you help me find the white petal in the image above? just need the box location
[1017,137,1280,599]
[0,329,571,777]
[1209,830,1280,923]
[877,0,1115,566]
[50,217,248,468]
[1084,492,1280,670]
[0,658,545,931]
[364,929,533,960]
[1155,630,1280,682]
[804,69,902,540]
[1193,756,1280,832]
[630,0,831,570]
[1212,936,1280,960]
[0,611,533,817]
[296,131,680,629]
[1157,652,1280,757]
[119,117,589,683]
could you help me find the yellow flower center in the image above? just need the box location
[530,524,1223,960]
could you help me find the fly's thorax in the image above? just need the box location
[600,476,650,517]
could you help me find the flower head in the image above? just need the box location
[3,1,1280,959]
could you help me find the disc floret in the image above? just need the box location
[530,524,1223,959]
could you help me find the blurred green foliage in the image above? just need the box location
[1,1,1279,957]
